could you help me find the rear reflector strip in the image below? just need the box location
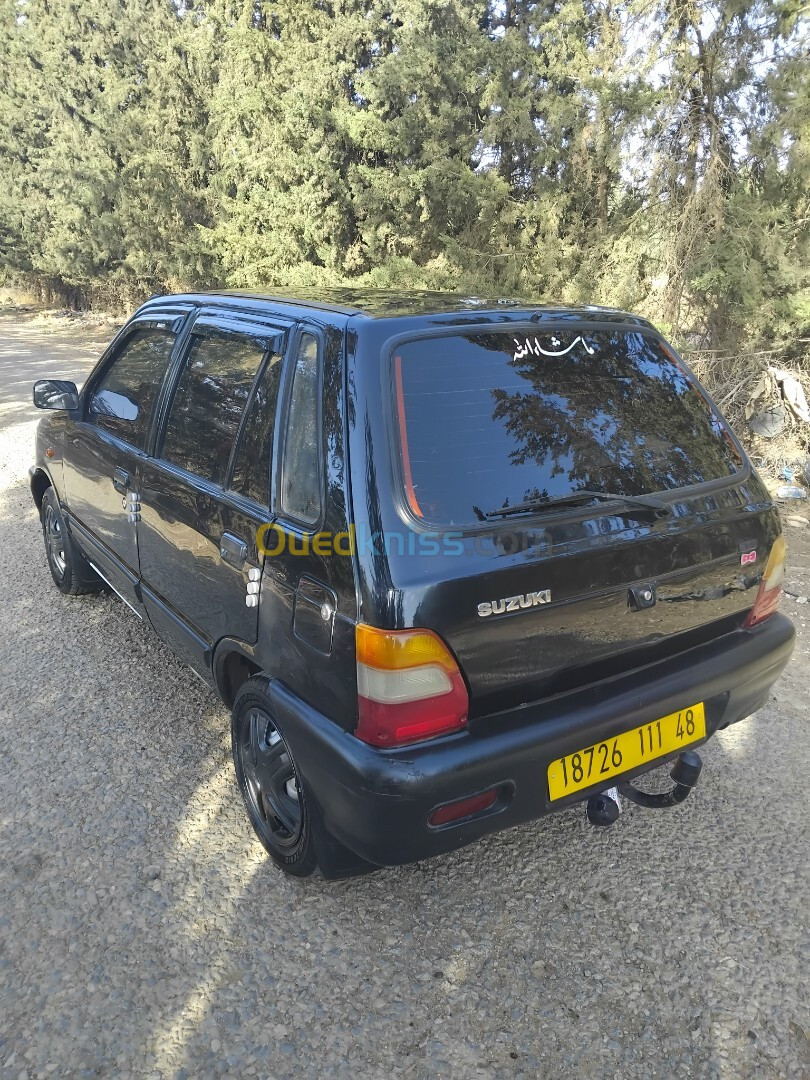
[429,789,498,827]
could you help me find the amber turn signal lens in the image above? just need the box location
[356,624,459,672]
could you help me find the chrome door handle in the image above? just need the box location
[113,468,130,494]
[220,532,248,568]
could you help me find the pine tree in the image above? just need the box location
[642,0,808,349]
[0,0,805,358]
[478,0,654,300]
[346,0,502,290]
[0,0,215,305]
[206,0,398,287]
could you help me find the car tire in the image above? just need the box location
[40,487,102,596]
[231,676,319,877]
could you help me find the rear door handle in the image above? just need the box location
[113,468,130,494]
[220,532,248,568]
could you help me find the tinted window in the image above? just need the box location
[280,333,321,525]
[161,331,266,485]
[394,329,742,525]
[230,351,283,506]
[89,329,175,449]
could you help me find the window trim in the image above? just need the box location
[273,324,326,534]
[154,320,283,490]
[139,453,275,522]
[381,321,750,535]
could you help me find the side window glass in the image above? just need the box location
[280,332,321,526]
[161,330,267,485]
[230,351,283,507]
[89,329,175,449]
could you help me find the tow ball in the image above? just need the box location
[586,750,703,826]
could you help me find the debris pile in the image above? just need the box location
[687,347,809,522]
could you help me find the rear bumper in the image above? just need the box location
[268,613,795,868]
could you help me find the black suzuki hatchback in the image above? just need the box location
[31,290,795,877]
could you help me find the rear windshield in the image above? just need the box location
[393,328,742,525]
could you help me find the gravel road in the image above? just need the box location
[0,310,808,1080]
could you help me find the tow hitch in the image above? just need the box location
[586,750,703,825]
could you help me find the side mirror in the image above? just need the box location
[33,380,80,411]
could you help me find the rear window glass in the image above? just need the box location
[393,329,741,525]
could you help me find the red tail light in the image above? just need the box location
[355,625,468,748]
[743,536,787,628]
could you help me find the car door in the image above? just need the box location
[136,310,290,674]
[61,315,186,614]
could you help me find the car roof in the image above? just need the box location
[139,288,654,327]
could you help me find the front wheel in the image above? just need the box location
[231,677,318,877]
[40,488,101,596]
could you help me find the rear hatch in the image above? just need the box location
[388,321,779,717]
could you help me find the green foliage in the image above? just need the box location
[0,0,216,304]
[0,0,806,356]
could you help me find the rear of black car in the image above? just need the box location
[291,309,794,868]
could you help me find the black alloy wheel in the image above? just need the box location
[43,499,66,582]
[231,677,318,876]
[39,487,101,596]
[240,707,303,848]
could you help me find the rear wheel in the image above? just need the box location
[232,677,318,877]
[40,488,101,596]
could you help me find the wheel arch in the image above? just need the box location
[214,640,263,708]
[30,467,53,510]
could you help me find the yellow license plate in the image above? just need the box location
[547,702,706,801]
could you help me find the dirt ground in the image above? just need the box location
[0,308,808,1079]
